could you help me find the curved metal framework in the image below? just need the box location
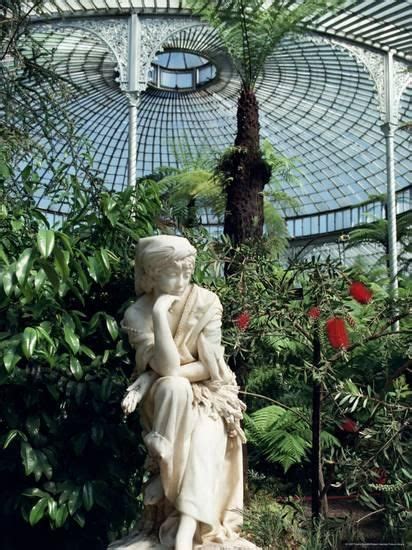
[3,1,412,243]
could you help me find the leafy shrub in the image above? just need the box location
[0,159,162,549]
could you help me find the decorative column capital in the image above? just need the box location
[125,91,140,106]
[380,121,397,137]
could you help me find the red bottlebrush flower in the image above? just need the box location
[308,306,321,319]
[372,467,388,485]
[234,311,250,331]
[339,418,359,433]
[349,281,373,304]
[376,468,388,485]
[326,317,350,350]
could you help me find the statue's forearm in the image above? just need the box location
[152,311,180,376]
[178,361,209,382]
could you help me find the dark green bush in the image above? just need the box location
[0,159,162,549]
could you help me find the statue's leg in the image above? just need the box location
[175,514,197,550]
[144,376,195,505]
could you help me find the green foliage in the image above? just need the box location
[332,375,412,541]
[346,211,412,272]
[245,405,339,472]
[242,494,304,549]
[188,0,343,89]
[0,157,161,548]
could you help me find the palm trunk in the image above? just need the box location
[222,87,271,245]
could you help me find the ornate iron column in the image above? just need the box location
[127,14,141,187]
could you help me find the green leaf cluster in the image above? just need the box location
[188,0,344,89]
[0,158,161,548]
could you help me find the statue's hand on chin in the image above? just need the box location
[153,294,181,315]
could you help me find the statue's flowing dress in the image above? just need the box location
[123,284,245,547]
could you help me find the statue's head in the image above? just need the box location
[134,235,197,296]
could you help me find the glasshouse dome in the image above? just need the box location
[0,2,411,549]
[3,1,411,240]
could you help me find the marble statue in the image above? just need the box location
[116,235,251,550]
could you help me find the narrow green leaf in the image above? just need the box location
[16,248,34,286]
[100,248,110,271]
[22,488,48,498]
[82,482,94,511]
[22,327,37,359]
[3,429,27,448]
[73,511,86,528]
[80,345,96,360]
[64,325,80,355]
[37,229,55,258]
[29,497,48,526]
[70,356,83,381]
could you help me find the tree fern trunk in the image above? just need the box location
[222,87,271,245]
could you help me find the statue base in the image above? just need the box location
[108,532,259,549]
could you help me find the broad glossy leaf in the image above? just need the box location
[56,231,73,253]
[100,378,112,401]
[29,497,48,526]
[21,441,37,475]
[68,488,81,516]
[70,356,83,380]
[16,248,34,286]
[54,505,69,528]
[64,325,80,355]
[39,261,60,292]
[37,229,55,258]
[37,450,53,480]
[48,499,58,520]
[36,325,55,349]
[34,269,47,291]
[105,316,119,340]
[25,415,40,437]
[2,269,13,296]
[73,260,89,292]
[22,327,37,359]
[54,247,69,280]
[3,348,21,373]
[0,244,9,265]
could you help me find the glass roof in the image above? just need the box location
[25,1,412,60]
[4,1,412,235]
[155,52,209,70]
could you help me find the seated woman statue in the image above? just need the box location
[120,235,247,549]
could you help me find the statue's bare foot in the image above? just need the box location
[175,514,196,550]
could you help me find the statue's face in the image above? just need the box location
[152,260,193,296]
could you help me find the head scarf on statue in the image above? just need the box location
[134,235,197,296]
